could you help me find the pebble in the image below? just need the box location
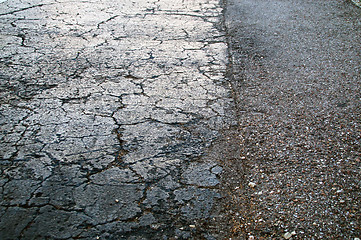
[248,182,256,188]
[189,225,196,228]
[211,166,223,174]
[151,224,160,230]
[283,232,292,239]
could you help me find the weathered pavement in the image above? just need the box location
[0,0,237,239]
[1,0,361,239]
[224,0,361,239]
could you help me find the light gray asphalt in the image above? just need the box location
[0,0,235,239]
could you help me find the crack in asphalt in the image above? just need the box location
[0,0,238,239]
[0,4,48,16]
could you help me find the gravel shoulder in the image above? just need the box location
[222,0,361,238]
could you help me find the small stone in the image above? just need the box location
[283,232,292,239]
[115,199,119,203]
[189,225,196,228]
[248,182,256,188]
[248,236,255,240]
[151,224,160,230]
[291,231,296,235]
[354,238,360,240]
[211,166,223,175]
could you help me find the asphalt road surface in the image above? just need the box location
[0,0,234,239]
[224,0,361,239]
[0,0,360,239]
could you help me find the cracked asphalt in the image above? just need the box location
[1,0,360,239]
[0,0,236,239]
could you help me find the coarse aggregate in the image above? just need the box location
[222,0,361,239]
